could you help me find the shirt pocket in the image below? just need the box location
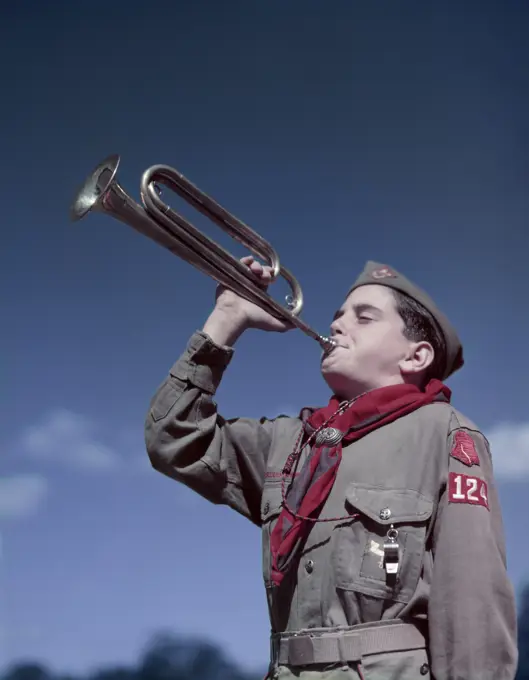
[333,482,434,604]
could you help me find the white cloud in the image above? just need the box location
[486,422,529,479]
[0,475,48,520]
[20,409,121,472]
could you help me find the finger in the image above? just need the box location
[240,256,262,275]
[260,268,273,283]
[248,261,264,276]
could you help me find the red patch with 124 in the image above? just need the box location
[448,472,489,510]
[450,430,480,467]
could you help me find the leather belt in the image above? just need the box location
[271,620,427,667]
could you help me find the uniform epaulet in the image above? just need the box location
[447,408,482,438]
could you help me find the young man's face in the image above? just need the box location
[320,284,418,399]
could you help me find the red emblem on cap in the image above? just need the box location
[448,472,489,510]
[451,431,480,467]
[370,266,396,279]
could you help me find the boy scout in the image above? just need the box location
[144,258,518,679]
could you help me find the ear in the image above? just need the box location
[399,341,435,377]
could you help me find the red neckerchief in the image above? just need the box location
[269,379,451,587]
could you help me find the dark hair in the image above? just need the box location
[391,289,447,383]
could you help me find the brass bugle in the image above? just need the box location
[69,154,335,353]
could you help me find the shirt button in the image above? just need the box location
[305,559,314,574]
[379,507,392,520]
[420,663,429,675]
[263,501,270,514]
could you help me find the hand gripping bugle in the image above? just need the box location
[69,154,336,353]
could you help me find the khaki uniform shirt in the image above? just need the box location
[144,331,518,680]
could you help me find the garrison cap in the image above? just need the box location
[348,261,464,380]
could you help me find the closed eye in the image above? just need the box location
[353,303,382,323]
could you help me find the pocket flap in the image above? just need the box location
[261,482,285,522]
[149,380,183,422]
[345,483,433,525]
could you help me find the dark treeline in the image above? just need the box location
[0,633,265,680]
[3,585,529,680]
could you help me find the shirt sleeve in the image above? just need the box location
[428,417,519,680]
[144,330,288,526]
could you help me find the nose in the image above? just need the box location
[330,318,344,337]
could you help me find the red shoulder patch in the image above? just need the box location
[448,472,489,510]
[450,430,480,467]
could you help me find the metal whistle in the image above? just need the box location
[383,526,400,575]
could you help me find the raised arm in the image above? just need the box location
[145,256,295,525]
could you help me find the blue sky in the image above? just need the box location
[2,1,528,675]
